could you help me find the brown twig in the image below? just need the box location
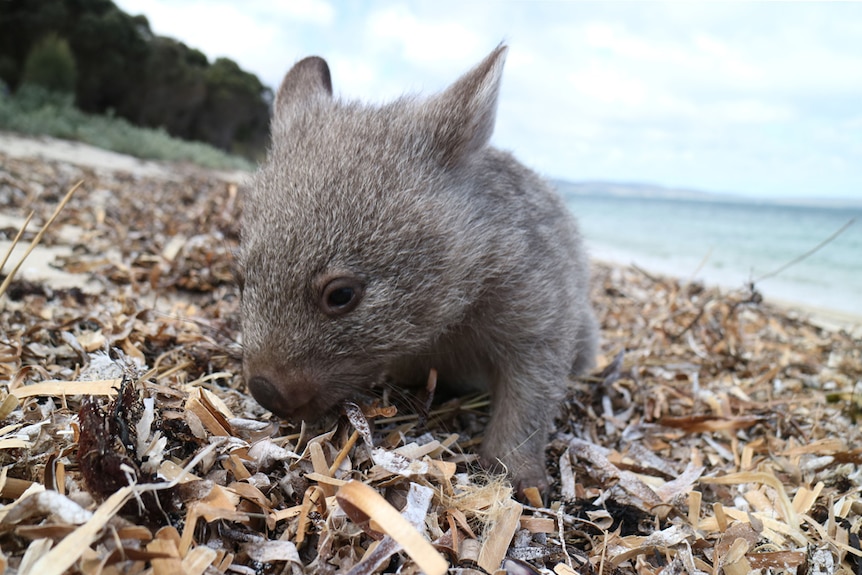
[753,217,855,284]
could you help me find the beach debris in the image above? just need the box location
[0,147,861,573]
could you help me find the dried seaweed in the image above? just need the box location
[1,147,861,574]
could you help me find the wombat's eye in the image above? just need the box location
[319,276,364,317]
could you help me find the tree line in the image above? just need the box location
[0,0,271,159]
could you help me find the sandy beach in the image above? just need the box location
[0,131,173,179]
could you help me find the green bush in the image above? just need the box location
[11,83,74,112]
[20,34,77,95]
[0,85,254,171]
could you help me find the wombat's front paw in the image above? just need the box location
[480,455,549,503]
[511,466,549,503]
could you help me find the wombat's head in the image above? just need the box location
[239,46,507,420]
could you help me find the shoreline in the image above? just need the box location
[591,256,862,338]
[762,296,862,338]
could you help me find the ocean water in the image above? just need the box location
[563,194,862,317]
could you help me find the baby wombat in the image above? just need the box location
[239,45,598,493]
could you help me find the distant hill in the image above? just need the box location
[553,180,735,202]
[553,179,862,209]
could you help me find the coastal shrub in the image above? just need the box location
[0,86,254,171]
[10,84,75,113]
[20,34,77,95]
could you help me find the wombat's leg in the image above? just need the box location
[571,312,600,377]
[480,362,564,497]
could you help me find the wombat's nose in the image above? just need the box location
[247,376,292,418]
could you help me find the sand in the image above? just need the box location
[0,132,172,179]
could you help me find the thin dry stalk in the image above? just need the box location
[0,180,83,298]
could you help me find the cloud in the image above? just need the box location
[265,0,335,25]
[364,5,485,68]
[325,53,382,101]
[568,64,650,108]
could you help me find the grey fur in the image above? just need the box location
[239,45,598,492]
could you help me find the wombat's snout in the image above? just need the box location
[247,375,287,417]
[246,373,316,419]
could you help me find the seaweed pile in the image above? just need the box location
[1,147,861,574]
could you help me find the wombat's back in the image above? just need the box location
[391,143,597,386]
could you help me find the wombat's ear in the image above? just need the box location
[428,44,507,168]
[273,56,333,117]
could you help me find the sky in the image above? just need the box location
[113,0,862,201]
